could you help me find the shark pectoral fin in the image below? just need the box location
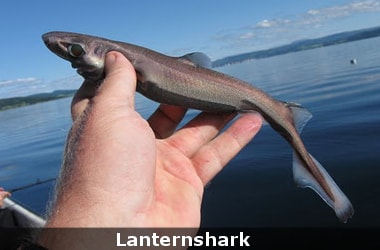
[293,152,354,223]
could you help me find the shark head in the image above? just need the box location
[42,31,113,80]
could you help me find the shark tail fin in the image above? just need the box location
[293,152,354,222]
[286,102,354,222]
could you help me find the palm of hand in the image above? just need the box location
[141,104,261,227]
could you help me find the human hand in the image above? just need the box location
[44,51,262,228]
[0,187,11,207]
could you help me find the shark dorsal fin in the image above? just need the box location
[178,52,212,69]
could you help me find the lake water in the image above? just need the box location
[0,37,379,227]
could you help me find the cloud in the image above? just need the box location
[239,32,255,40]
[259,0,380,29]
[307,10,320,16]
[0,77,41,86]
[210,0,380,57]
[255,19,291,29]
[256,19,275,28]
[297,1,379,27]
[303,0,380,24]
[0,75,81,99]
[0,77,44,99]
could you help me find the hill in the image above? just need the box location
[212,26,380,67]
[0,90,76,111]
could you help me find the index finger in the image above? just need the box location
[71,79,99,121]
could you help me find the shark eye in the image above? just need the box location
[68,44,85,58]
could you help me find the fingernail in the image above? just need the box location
[241,112,263,129]
[105,52,117,65]
[105,52,117,75]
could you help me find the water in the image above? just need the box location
[1,37,379,227]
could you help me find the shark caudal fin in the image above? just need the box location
[293,152,354,222]
[286,102,354,222]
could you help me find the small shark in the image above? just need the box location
[42,31,354,222]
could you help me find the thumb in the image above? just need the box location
[96,51,137,108]
[70,52,136,120]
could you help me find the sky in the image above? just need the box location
[1,0,380,98]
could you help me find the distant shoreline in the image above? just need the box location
[0,90,76,112]
[212,26,380,67]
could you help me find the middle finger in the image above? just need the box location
[147,104,187,139]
